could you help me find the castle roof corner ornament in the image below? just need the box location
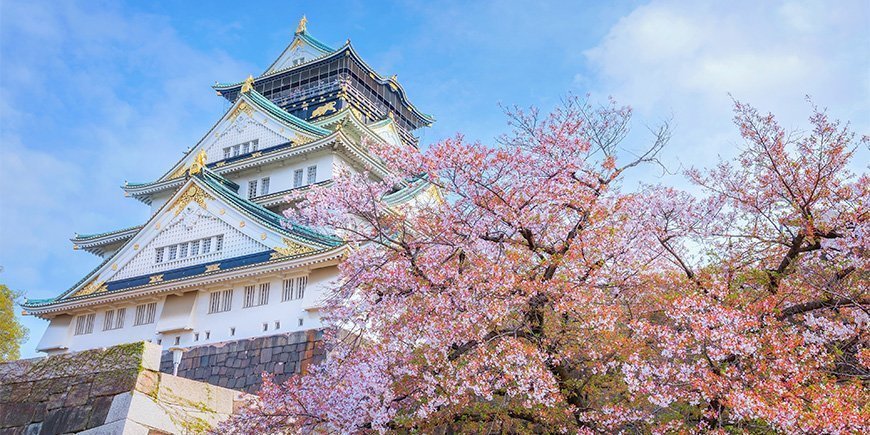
[240,75,255,93]
[295,15,307,35]
[189,149,208,175]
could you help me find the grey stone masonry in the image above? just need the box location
[159,329,325,394]
[0,342,248,434]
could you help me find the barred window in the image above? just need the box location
[260,177,270,195]
[116,308,126,329]
[208,289,233,314]
[243,285,256,308]
[295,276,307,300]
[215,235,224,252]
[134,302,157,326]
[258,283,270,306]
[101,308,124,331]
[155,247,165,264]
[248,180,258,198]
[74,313,95,335]
[307,165,317,185]
[202,238,211,253]
[282,276,307,301]
[293,169,304,187]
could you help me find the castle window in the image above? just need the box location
[298,318,304,327]
[307,166,317,184]
[190,240,200,256]
[205,331,211,340]
[103,308,125,330]
[230,327,235,337]
[258,283,270,305]
[155,247,165,264]
[282,276,307,301]
[179,242,188,258]
[260,177,270,195]
[209,289,233,314]
[224,148,231,159]
[243,285,256,308]
[168,245,178,261]
[103,310,114,330]
[215,235,224,252]
[202,238,211,253]
[262,322,268,332]
[232,144,241,157]
[248,180,258,198]
[242,142,250,154]
[275,321,281,330]
[194,333,200,341]
[134,302,157,326]
[251,139,259,152]
[74,313,95,335]
[115,308,125,329]
[293,169,304,187]
[174,336,180,346]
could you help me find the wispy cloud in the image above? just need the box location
[583,0,870,174]
[0,0,254,356]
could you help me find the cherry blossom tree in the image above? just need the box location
[220,96,867,434]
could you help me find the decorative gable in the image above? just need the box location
[111,207,268,281]
[59,175,332,302]
[200,107,288,164]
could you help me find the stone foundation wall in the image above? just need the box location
[0,342,247,435]
[159,330,324,394]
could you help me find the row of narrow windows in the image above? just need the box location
[294,166,317,188]
[74,276,308,337]
[156,235,223,264]
[208,276,308,314]
[223,139,259,159]
[74,302,156,335]
[246,165,316,199]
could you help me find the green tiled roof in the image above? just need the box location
[197,169,341,247]
[74,225,143,241]
[244,90,331,136]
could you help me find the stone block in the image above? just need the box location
[46,392,66,411]
[23,422,41,435]
[134,371,159,397]
[103,392,132,424]
[141,342,163,372]
[86,395,115,429]
[63,382,92,407]
[41,406,91,434]
[260,348,272,363]
[0,402,38,428]
[91,369,137,397]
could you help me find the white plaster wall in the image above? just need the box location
[226,152,336,198]
[42,265,338,354]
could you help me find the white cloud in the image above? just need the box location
[0,0,255,357]
[584,0,870,175]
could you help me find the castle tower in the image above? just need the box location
[22,18,434,390]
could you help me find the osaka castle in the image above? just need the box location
[22,17,434,374]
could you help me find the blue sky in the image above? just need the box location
[1,0,867,358]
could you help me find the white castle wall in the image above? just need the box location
[40,265,338,354]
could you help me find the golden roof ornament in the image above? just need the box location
[189,149,208,175]
[295,15,307,34]
[240,75,255,93]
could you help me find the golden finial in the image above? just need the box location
[390,74,397,81]
[240,75,255,93]
[296,15,307,34]
[189,149,208,175]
